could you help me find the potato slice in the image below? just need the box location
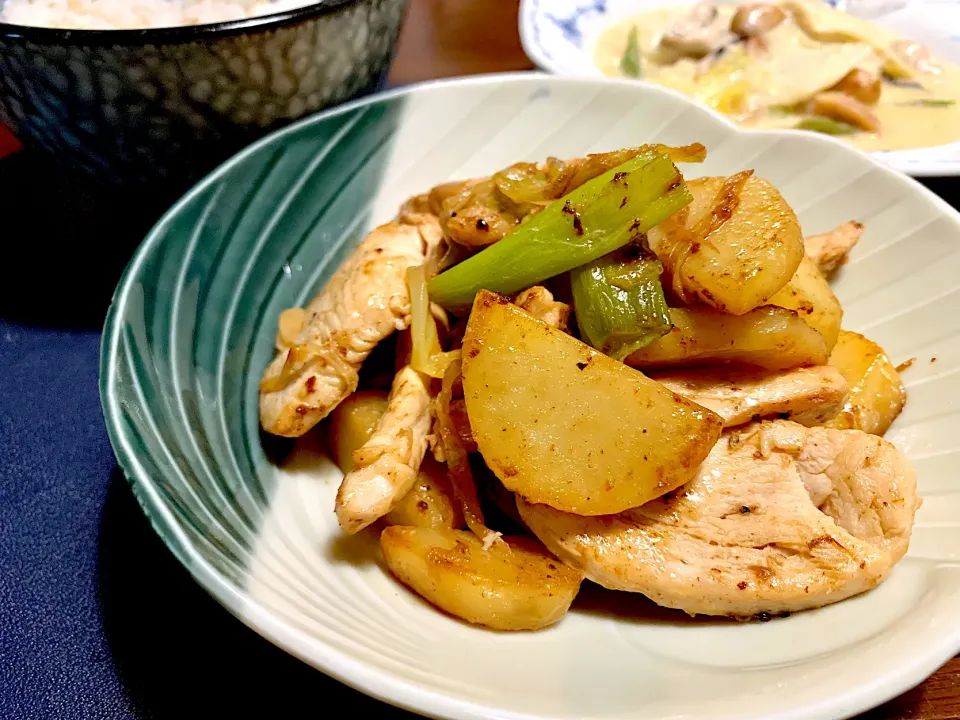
[647,176,730,233]
[825,330,906,435]
[769,255,843,352]
[383,456,465,530]
[328,390,389,473]
[626,306,829,371]
[679,176,728,227]
[381,527,582,630]
[462,291,723,515]
[650,174,803,315]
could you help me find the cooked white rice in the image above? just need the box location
[0,0,319,29]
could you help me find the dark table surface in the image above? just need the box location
[2,1,959,718]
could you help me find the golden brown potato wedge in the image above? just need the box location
[327,390,389,474]
[685,176,728,223]
[462,291,723,516]
[650,176,727,238]
[650,174,804,315]
[826,330,906,435]
[383,456,465,530]
[380,527,582,630]
[769,255,843,352]
[625,306,830,372]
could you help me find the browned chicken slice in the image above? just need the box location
[335,366,432,534]
[652,365,848,427]
[436,144,705,249]
[440,178,530,248]
[518,420,919,618]
[513,286,571,331]
[259,214,442,437]
[805,221,864,276]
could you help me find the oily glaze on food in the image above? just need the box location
[594,0,960,151]
[259,141,918,630]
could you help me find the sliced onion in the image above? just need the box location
[437,356,493,541]
[275,307,307,350]
[406,264,444,377]
[259,342,327,394]
[406,264,463,378]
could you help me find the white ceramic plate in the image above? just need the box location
[102,73,960,720]
[519,0,960,177]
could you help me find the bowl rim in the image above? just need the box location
[0,0,368,44]
[100,71,960,720]
[515,0,960,178]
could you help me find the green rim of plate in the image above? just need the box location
[98,71,572,718]
[99,76,422,584]
[98,71,960,720]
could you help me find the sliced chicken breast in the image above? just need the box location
[805,220,863,276]
[335,366,432,534]
[519,420,919,618]
[513,286,571,332]
[652,365,848,427]
[259,214,442,437]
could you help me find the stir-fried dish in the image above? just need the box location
[594,0,960,152]
[259,143,919,630]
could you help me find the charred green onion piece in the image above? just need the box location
[795,117,860,135]
[621,25,642,78]
[571,245,672,361]
[427,153,691,312]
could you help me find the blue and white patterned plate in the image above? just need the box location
[519,0,960,177]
